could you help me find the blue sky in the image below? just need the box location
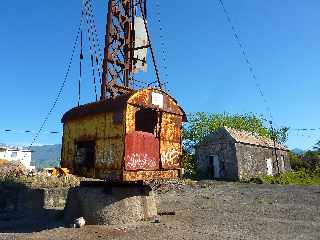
[0,0,319,150]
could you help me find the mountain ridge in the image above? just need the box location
[30,144,61,169]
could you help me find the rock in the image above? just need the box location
[153,218,161,223]
[74,217,86,228]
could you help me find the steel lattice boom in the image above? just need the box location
[101,0,162,99]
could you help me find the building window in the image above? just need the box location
[280,155,285,171]
[75,141,95,173]
[266,158,273,176]
[135,108,158,135]
[11,152,17,158]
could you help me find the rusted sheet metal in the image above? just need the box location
[160,113,182,142]
[127,88,186,120]
[159,112,182,169]
[62,88,186,124]
[126,104,136,134]
[61,87,185,181]
[61,94,130,123]
[160,141,181,169]
[122,169,179,182]
[125,131,160,170]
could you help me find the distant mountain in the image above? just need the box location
[31,144,61,169]
[291,148,305,155]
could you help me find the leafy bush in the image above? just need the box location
[255,169,320,185]
[289,152,309,171]
[303,151,320,170]
[181,152,196,179]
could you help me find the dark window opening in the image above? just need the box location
[75,141,95,170]
[135,108,158,134]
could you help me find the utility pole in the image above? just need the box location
[269,121,280,175]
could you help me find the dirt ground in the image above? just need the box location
[1,180,320,240]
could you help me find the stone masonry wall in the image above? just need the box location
[196,142,238,180]
[235,143,290,181]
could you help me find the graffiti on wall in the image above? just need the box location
[161,149,180,168]
[126,153,159,170]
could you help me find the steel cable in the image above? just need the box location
[217,0,273,122]
[21,20,82,159]
[155,0,169,90]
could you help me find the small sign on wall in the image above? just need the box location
[152,92,164,108]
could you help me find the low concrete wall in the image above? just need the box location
[43,188,69,209]
[64,184,157,225]
[1,183,158,226]
[0,185,69,213]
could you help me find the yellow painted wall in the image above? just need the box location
[61,111,125,177]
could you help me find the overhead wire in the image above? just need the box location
[87,0,104,86]
[155,0,169,90]
[22,20,82,158]
[82,0,100,101]
[1,129,60,134]
[217,0,273,123]
[78,14,84,106]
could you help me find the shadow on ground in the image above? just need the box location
[0,209,64,233]
[0,181,65,233]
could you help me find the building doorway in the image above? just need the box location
[209,155,220,179]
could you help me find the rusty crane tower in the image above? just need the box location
[61,0,186,182]
[101,0,162,99]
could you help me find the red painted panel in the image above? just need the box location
[125,131,160,170]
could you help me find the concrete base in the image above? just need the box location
[64,183,157,225]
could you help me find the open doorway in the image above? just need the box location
[75,141,95,174]
[135,108,158,135]
[209,155,223,179]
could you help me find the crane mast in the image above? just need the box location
[101,0,161,99]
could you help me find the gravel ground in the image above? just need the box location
[1,181,320,240]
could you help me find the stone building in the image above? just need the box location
[196,127,291,181]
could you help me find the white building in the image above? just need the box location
[0,146,35,171]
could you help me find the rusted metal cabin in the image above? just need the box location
[61,88,186,182]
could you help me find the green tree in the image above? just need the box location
[183,112,288,153]
[289,151,309,171]
[303,150,320,170]
[313,140,320,152]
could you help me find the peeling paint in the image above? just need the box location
[61,88,185,181]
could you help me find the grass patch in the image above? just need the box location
[252,168,320,185]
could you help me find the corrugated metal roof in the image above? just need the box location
[224,127,287,150]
